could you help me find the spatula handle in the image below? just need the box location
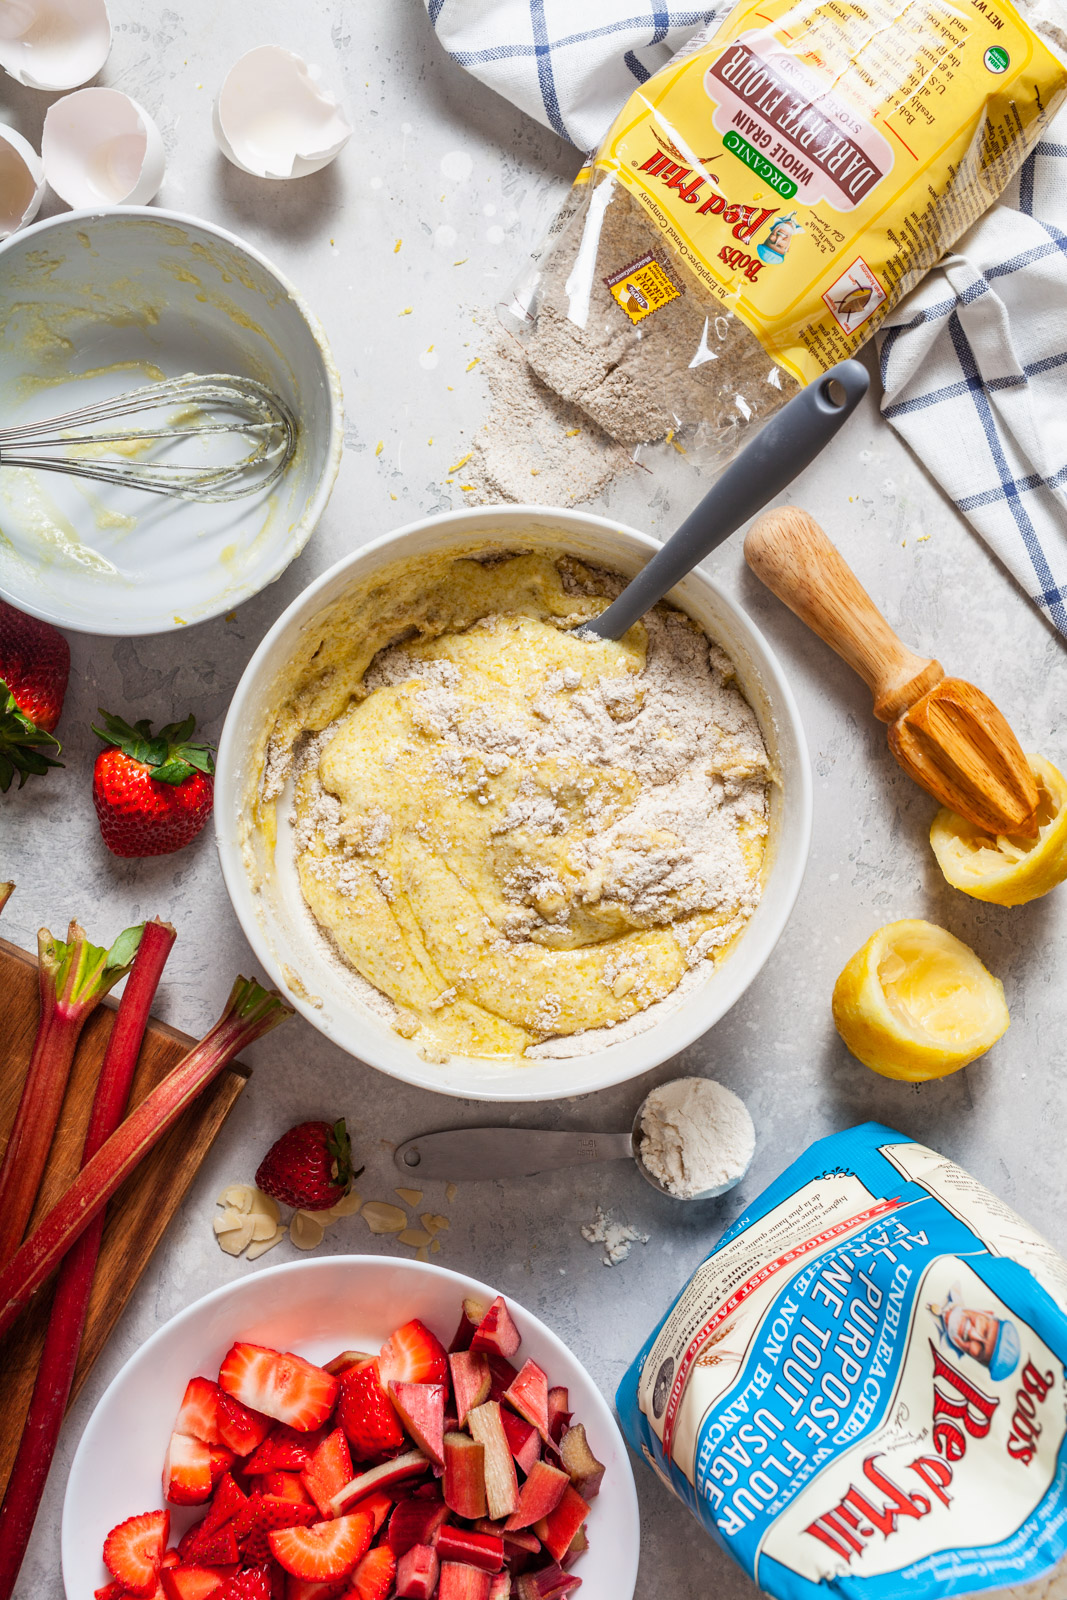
[743,507,943,723]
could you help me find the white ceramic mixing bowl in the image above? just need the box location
[215,505,812,1101]
[0,209,342,634]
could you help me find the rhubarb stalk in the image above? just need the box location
[0,919,176,1600]
[0,920,144,1269]
[0,977,292,1341]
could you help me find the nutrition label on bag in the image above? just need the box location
[595,0,1066,384]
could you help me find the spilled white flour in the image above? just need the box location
[581,1205,650,1266]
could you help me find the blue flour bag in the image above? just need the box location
[618,1123,1067,1600]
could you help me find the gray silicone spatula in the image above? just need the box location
[582,358,869,642]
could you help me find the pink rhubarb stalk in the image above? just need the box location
[0,976,292,1342]
[0,920,144,1268]
[0,918,176,1600]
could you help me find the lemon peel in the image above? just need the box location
[832,918,1008,1081]
[931,754,1067,906]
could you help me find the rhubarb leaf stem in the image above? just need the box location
[0,922,144,1270]
[0,978,292,1342]
[0,919,175,1600]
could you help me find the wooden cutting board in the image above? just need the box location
[0,934,249,1497]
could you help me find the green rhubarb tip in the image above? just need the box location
[37,921,145,1015]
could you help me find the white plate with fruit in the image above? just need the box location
[62,1256,639,1600]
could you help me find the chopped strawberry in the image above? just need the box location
[357,1489,394,1538]
[209,1446,237,1486]
[337,1361,406,1462]
[301,1428,354,1517]
[263,1472,315,1506]
[201,1473,249,1537]
[246,1425,328,1476]
[283,1578,349,1600]
[192,1525,240,1567]
[268,1514,373,1582]
[218,1392,274,1456]
[378,1320,447,1391]
[95,1583,128,1600]
[343,1544,396,1600]
[220,1344,339,1433]
[164,1432,214,1505]
[103,1509,171,1596]
[219,1570,273,1600]
[388,1382,445,1466]
[175,1377,223,1445]
[469,1299,520,1362]
[233,1495,318,1565]
[161,1566,227,1600]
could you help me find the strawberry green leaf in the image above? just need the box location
[92,708,216,783]
[0,687,64,793]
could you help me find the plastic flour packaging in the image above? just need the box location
[618,1123,1067,1600]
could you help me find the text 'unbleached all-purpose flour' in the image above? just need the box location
[617,1123,1067,1600]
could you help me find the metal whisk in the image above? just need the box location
[0,374,297,503]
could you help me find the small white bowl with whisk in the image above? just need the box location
[0,208,342,634]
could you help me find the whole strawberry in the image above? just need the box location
[0,598,69,792]
[92,710,215,858]
[256,1119,360,1211]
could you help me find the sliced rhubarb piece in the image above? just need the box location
[466,1403,518,1521]
[506,1461,569,1531]
[438,1562,492,1600]
[504,1360,549,1441]
[329,1450,430,1516]
[301,1428,354,1517]
[449,1350,491,1426]
[102,1509,170,1597]
[386,1495,449,1558]
[379,1319,448,1389]
[448,1297,488,1354]
[436,1526,504,1573]
[533,1485,589,1564]
[219,1344,339,1432]
[217,1390,273,1456]
[163,1431,213,1506]
[485,1354,519,1405]
[395,1542,439,1600]
[161,1565,225,1600]
[174,1376,222,1445]
[389,1381,446,1466]
[499,1408,540,1476]
[546,1389,571,1445]
[282,1578,348,1600]
[469,1297,520,1361]
[502,1529,541,1556]
[488,1577,510,1600]
[268,1512,373,1582]
[561,1520,589,1569]
[558,1425,604,1500]
[322,1349,374,1377]
[516,1566,582,1600]
[443,1431,487,1520]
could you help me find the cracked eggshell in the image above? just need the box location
[42,88,164,208]
[213,46,351,180]
[0,124,45,239]
[0,0,110,91]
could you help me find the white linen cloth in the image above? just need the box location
[425,2,1067,638]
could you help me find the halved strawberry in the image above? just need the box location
[246,1425,328,1476]
[337,1361,406,1462]
[343,1544,396,1600]
[103,1509,171,1596]
[234,1495,318,1565]
[301,1428,354,1517]
[191,1525,240,1568]
[269,1515,373,1582]
[220,1345,339,1433]
[164,1432,214,1505]
[175,1377,223,1445]
[161,1565,227,1600]
[379,1321,448,1390]
[218,1391,274,1456]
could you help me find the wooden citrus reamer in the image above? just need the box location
[743,507,1040,837]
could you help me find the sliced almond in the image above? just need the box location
[217,1219,255,1256]
[395,1187,423,1207]
[214,1207,246,1235]
[247,1224,287,1260]
[430,1238,441,1255]
[290,1212,326,1250]
[360,1201,408,1235]
[416,1245,430,1263]
[420,1213,449,1234]
[446,1182,458,1203]
[326,1190,362,1220]
[398,1228,433,1248]
[250,1212,280,1241]
[249,1188,281,1223]
[217,1184,256,1214]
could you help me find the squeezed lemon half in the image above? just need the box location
[930,753,1067,906]
[832,919,1009,1081]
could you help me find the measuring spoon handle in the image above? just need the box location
[393,1127,633,1181]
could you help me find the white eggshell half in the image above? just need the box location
[213,46,351,180]
[0,124,45,239]
[0,0,110,91]
[42,88,165,208]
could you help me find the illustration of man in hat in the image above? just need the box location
[928,1285,1021,1381]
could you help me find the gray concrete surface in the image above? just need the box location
[3,3,1066,1597]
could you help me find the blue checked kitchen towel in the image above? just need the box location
[425,2,1067,639]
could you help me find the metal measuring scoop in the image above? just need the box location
[392,1077,752,1202]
